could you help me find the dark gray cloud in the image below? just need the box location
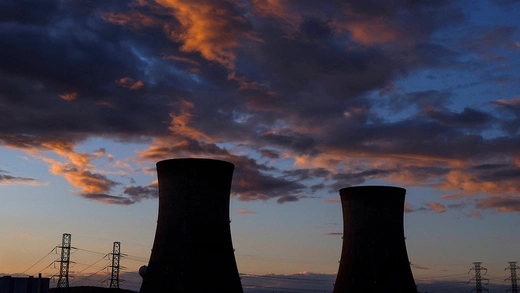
[124,184,158,202]
[0,169,39,185]
[424,107,495,128]
[385,90,453,113]
[80,193,134,205]
[276,195,307,204]
[331,169,394,191]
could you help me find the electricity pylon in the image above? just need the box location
[468,262,489,293]
[505,261,519,293]
[56,233,72,288]
[109,242,122,289]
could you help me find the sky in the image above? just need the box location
[1,0,520,292]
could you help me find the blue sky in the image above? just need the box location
[1,0,520,292]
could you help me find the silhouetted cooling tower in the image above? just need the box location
[333,186,417,293]
[139,158,244,293]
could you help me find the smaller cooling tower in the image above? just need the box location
[333,186,417,293]
[139,158,243,293]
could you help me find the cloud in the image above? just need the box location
[234,208,256,215]
[0,170,42,186]
[424,106,495,128]
[463,209,484,219]
[123,182,158,202]
[116,77,145,90]
[241,272,337,292]
[475,195,520,213]
[411,264,430,270]
[425,202,448,213]
[276,195,306,204]
[155,0,251,69]
[325,232,343,236]
[80,193,134,205]
[324,199,340,203]
[1,0,520,214]
[60,92,78,101]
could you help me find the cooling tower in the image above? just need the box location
[139,158,244,293]
[333,186,417,293]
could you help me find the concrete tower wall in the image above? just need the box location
[333,186,417,293]
[139,158,243,293]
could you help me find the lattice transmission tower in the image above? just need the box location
[468,262,489,293]
[505,261,519,293]
[109,241,123,289]
[56,233,73,288]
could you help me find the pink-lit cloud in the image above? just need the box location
[324,199,340,203]
[426,202,448,213]
[234,208,256,215]
[59,92,78,101]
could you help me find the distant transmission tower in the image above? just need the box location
[468,262,489,293]
[56,233,72,288]
[505,261,519,293]
[109,242,122,289]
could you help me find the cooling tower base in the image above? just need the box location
[333,186,417,293]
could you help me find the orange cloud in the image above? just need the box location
[116,77,144,90]
[0,135,130,203]
[324,198,340,203]
[440,169,520,195]
[440,192,472,200]
[250,0,301,28]
[476,195,520,213]
[60,92,78,101]
[156,0,247,69]
[102,11,164,29]
[168,100,213,141]
[404,201,415,213]
[234,208,256,215]
[426,202,448,213]
[334,19,402,45]
[164,54,201,66]
[411,264,430,270]
[463,209,483,219]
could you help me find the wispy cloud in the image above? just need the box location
[234,208,256,215]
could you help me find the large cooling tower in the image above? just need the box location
[139,158,244,293]
[333,186,417,293]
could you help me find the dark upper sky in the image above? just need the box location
[0,0,520,213]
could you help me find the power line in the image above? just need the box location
[69,254,109,286]
[21,246,58,275]
[72,260,112,287]
[75,248,109,256]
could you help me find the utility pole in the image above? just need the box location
[468,262,489,293]
[505,261,519,293]
[56,233,72,288]
[109,242,122,289]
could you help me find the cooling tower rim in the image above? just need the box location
[339,185,406,196]
[156,158,235,170]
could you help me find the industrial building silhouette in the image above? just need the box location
[139,158,243,293]
[24,158,418,293]
[333,186,417,293]
[138,159,416,293]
